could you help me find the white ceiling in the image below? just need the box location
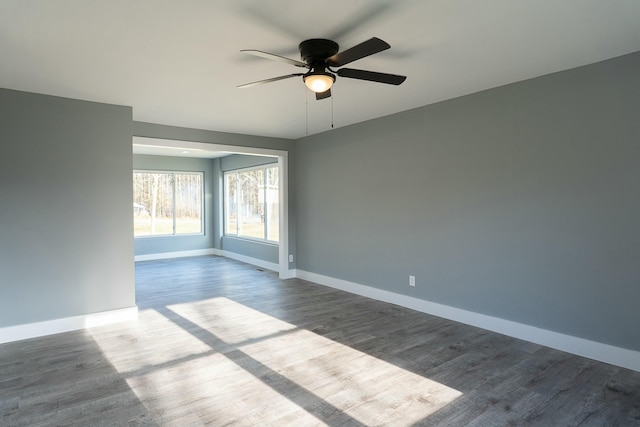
[2,1,640,140]
[132,137,232,158]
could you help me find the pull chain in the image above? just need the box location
[305,88,309,136]
[331,92,334,129]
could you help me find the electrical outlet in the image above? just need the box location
[289,254,294,262]
[409,275,416,287]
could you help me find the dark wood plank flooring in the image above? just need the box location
[1,255,639,426]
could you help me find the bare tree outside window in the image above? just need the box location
[239,169,264,239]
[133,171,203,236]
[266,167,279,242]
[224,173,237,235]
[224,165,279,243]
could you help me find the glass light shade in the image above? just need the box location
[304,74,335,93]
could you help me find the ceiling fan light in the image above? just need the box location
[304,73,335,93]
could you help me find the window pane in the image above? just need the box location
[238,169,265,240]
[175,173,202,234]
[266,167,279,242]
[225,173,237,235]
[223,165,279,244]
[133,172,174,236]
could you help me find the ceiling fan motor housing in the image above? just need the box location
[299,39,339,66]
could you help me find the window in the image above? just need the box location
[224,165,279,243]
[133,171,203,237]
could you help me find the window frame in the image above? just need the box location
[133,169,204,238]
[223,164,279,244]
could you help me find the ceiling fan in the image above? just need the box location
[238,37,407,100]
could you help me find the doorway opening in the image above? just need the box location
[132,136,291,279]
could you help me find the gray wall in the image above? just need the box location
[0,89,135,327]
[220,154,279,264]
[295,51,640,352]
[133,154,214,256]
[133,123,295,267]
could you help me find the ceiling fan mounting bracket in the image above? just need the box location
[298,39,339,65]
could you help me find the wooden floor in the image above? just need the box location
[1,256,639,426]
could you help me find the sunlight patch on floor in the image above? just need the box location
[89,309,213,371]
[91,298,462,425]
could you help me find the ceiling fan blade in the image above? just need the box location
[326,37,390,67]
[316,88,331,100]
[237,74,303,89]
[241,50,307,68]
[337,68,406,85]
[327,4,391,41]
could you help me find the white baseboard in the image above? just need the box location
[221,250,279,272]
[280,268,297,280]
[135,248,296,279]
[296,270,640,373]
[135,248,218,262]
[0,306,139,344]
